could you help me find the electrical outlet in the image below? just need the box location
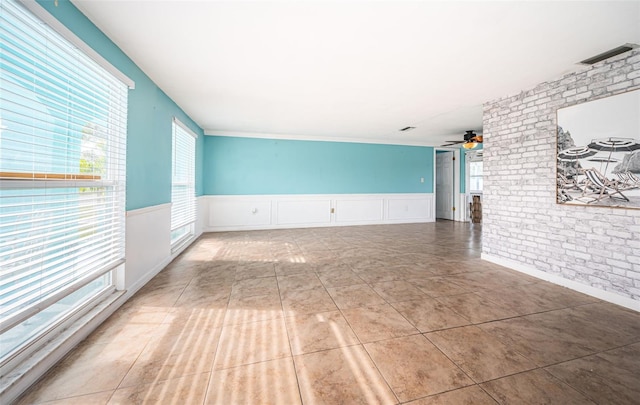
[420,177,424,183]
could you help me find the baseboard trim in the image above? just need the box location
[482,253,639,312]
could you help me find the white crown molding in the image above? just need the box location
[203,130,437,148]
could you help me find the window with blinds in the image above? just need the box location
[0,0,129,366]
[469,161,483,193]
[170,118,196,249]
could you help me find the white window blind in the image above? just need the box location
[0,0,128,357]
[170,118,196,246]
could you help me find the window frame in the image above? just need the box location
[170,118,197,251]
[0,0,132,372]
[468,160,484,194]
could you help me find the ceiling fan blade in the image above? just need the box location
[442,131,482,147]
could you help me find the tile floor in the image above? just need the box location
[17,221,640,404]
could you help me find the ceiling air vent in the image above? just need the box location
[399,126,416,132]
[580,45,634,65]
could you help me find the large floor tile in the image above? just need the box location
[280,286,338,315]
[479,281,594,312]
[410,277,469,297]
[406,385,497,405]
[354,267,404,284]
[235,262,276,280]
[161,307,227,335]
[473,284,568,315]
[364,334,473,402]
[213,317,291,370]
[480,369,595,405]
[192,265,237,286]
[391,297,470,333]
[342,303,419,343]
[435,293,518,324]
[326,284,386,309]
[173,282,231,308]
[224,292,283,325]
[86,312,164,347]
[231,276,279,298]
[122,284,185,309]
[18,391,114,405]
[316,268,364,288]
[119,326,221,387]
[424,261,469,276]
[565,302,640,340]
[427,326,536,382]
[277,272,324,293]
[285,310,359,355]
[108,373,209,405]
[519,281,597,308]
[370,280,426,303]
[294,346,397,405]
[545,343,640,405]
[206,358,301,405]
[480,309,635,366]
[18,339,147,403]
[274,261,316,276]
[345,257,389,272]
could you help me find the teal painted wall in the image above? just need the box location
[204,136,434,195]
[36,0,204,210]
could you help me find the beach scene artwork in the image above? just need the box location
[557,89,640,209]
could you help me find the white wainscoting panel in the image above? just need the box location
[195,196,207,236]
[335,198,383,223]
[387,197,432,221]
[204,193,434,232]
[209,199,272,228]
[277,199,331,225]
[124,203,172,291]
[124,200,204,291]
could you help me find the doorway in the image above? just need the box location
[435,150,455,220]
[465,149,484,223]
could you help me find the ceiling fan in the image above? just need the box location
[442,130,483,149]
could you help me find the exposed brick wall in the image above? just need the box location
[483,48,640,302]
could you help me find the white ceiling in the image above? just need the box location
[72,1,640,146]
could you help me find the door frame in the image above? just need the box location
[433,147,462,221]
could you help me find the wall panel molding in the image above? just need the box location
[204,193,434,232]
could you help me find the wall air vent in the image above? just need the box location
[399,126,416,132]
[580,45,634,65]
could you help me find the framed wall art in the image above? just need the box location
[556,89,640,209]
